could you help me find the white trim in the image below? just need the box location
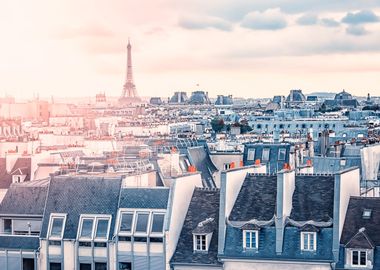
[243,230,259,249]
[77,214,112,242]
[47,213,67,240]
[300,232,317,251]
[351,249,368,267]
[193,234,208,251]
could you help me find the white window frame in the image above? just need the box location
[262,148,270,161]
[193,234,207,251]
[243,230,259,249]
[149,212,166,237]
[301,232,317,251]
[134,211,151,237]
[77,215,111,242]
[48,214,67,240]
[278,148,286,161]
[247,149,255,161]
[118,211,135,236]
[223,163,231,170]
[351,249,368,267]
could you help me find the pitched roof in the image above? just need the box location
[171,188,220,266]
[229,174,277,222]
[119,188,170,209]
[40,176,122,239]
[341,197,380,246]
[187,146,218,188]
[345,229,374,249]
[0,184,48,215]
[289,175,334,222]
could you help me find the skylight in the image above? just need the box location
[362,209,372,219]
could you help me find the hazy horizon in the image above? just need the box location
[1,0,380,99]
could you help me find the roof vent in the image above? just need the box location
[359,227,366,233]
[198,217,214,228]
[362,209,372,219]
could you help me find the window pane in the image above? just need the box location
[50,263,62,270]
[50,217,64,237]
[80,219,94,238]
[278,149,286,161]
[245,231,250,248]
[309,234,314,250]
[120,213,133,232]
[80,264,91,270]
[360,251,366,266]
[262,148,270,161]
[119,262,132,270]
[151,214,165,233]
[95,219,109,238]
[95,262,107,270]
[247,149,255,161]
[352,251,359,265]
[135,213,149,233]
[252,232,256,248]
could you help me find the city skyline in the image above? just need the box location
[1,0,380,99]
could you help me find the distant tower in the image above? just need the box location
[120,39,140,103]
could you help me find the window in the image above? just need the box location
[362,209,372,219]
[80,219,94,239]
[223,163,231,170]
[23,258,35,270]
[119,262,132,270]
[95,262,107,270]
[301,232,316,251]
[79,264,91,270]
[120,212,134,233]
[78,216,111,241]
[352,250,367,266]
[247,149,255,161]
[262,148,270,161]
[49,263,62,270]
[135,212,149,234]
[48,215,66,239]
[3,219,12,234]
[278,148,286,161]
[95,219,109,239]
[151,213,165,234]
[194,234,207,251]
[243,230,258,249]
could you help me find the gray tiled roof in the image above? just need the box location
[289,175,334,222]
[229,174,277,222]
[187,146,218,188]
[171,188,221,266]
[0,236,39,250]
[341,197,380,246]
[119,188,170,209]
[0,185,48,215]
[40,176,122,239]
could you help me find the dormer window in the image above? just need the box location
[194,234,207,251]
[48,214,66,239]
[352,250,367,267]
[192,217,215,252]
[78,215,111,242]
[243,230,258,249]
[301,232,317,251]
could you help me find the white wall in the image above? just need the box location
[166,173,202,270]
[361,144,380,181]
[210,153,243,188]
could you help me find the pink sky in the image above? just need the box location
[1,0,380,99]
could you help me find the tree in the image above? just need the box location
[211,117,225,133]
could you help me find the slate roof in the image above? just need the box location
[0,157,32,189]
[171,188,221,266]
[0,184,48,216]
[229,174,277,222]
[119,188,170,209]
[0,236,39,250]
[289,175,334,222]
[187,146,218,188]
[341,197,380,246]
[40,176,122,239]
[345,229,374,249]
[310,157,361,174]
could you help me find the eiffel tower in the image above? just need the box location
[119,39,141,103]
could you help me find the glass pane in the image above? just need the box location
[352,251,359,265]
[252,232,256,247]
[278,149,286,160]
[245,232,251,248]
[135,213,149,233]
[201,235,206,250]
[262,149,270,161]
[309,234,314,250]
[120,213,133,232]
[50,263,62,270]
[303,234,309,250]
[119,262,132,270]
[151,214,165,233]
[95,262,107,270]
[95,219,109,238]
[80,264,91,270]
[247,149,255,161]
[360,251,366,266]
[50,217,64,237]
[80,219,94,238]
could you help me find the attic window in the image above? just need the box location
[301,232,317,251]
[78,215,111,241]
[262,148,270,161]
[362,209,372,219]
[243,230,258,249]
[194,234,207,251]
[192,218,214,252]
[48,214,66,239]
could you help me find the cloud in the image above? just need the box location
[346,25,368,36]
[241,8,287,30]
[320,18,340,27]
[342,10,380,24]
[178,15,233,31]
[296,14,318,25]
[56,24,114,39]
